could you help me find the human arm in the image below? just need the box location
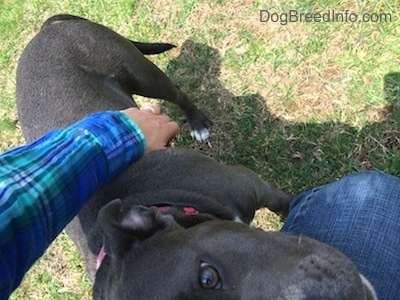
[0,108,178,297]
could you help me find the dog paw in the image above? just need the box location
[187,109,212,142]
[190,128,210,142]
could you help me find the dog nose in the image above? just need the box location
[298,253,338,282]
[281,252,369,300]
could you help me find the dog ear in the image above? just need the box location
[97,199,178,258]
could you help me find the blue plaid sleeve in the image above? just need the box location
[0,111,145,298]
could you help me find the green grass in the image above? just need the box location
[0,0,399,298]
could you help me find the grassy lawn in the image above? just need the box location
[0,0,399,298]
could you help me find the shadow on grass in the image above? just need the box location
[164,40,400,194]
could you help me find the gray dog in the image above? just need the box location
[16,14,376,299]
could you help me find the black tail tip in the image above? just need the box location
[132,41,177,55]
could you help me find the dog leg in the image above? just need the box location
[114,44,212,141]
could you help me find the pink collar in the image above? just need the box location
[157,205,200,215]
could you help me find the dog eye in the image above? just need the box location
[199,262,222,289]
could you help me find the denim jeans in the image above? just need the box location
[281,171,400,300]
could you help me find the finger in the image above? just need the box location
[142,105,161,115]
[152,122,179,151]
[153,114,171,123]
[162,121,180,142]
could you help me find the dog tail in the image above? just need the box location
[131,41,176,55]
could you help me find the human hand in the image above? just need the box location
[122,106,179,153]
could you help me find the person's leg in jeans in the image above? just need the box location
[281,171,400,300]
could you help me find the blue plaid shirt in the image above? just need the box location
[0,111,145,298]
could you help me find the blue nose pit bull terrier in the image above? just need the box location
[16,14,376,300]
[93,201,376,300]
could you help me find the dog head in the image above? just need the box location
[93,199,376,300]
